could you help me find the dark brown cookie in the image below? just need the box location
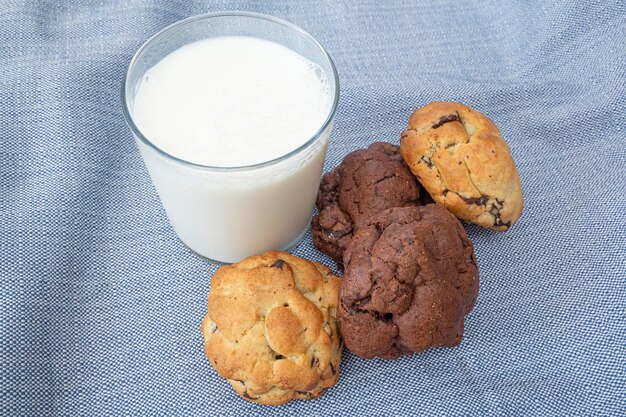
[338,204,479,359]
[311,142,421,261]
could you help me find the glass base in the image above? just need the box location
[181,220,310,265]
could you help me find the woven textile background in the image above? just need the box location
[1,1,625,415]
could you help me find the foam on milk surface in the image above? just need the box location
[133,36,332,167]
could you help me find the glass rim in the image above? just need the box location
[121,11,340,172]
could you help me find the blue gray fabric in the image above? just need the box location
[1,1,625,415]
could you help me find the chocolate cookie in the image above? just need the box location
[338,205,479,359]
[201,251,342,405]
[400,102,523,231]
[312,142,421,261]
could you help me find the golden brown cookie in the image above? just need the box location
[201,251,342,405]
[400,102,523,231]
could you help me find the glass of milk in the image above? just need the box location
[122,12,339,263]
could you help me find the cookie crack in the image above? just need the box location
[349,296,395,324]
[402,127,430,134]
[429,159,448,205]
[371,173,396,186]
[351,295,371,308]
[326,227,352,239]
[235,322,258,343]
[420,156,433,168]
[350,155,380,185]
[457,111,475,139]
[461,160,484,198]
[459,162,510,228]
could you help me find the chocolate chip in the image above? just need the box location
[421,156,433,168]
[382,313,393,321]
[271,259,285,269]
[274,354,285,360]
[283,303,289,307]
[296,391,313,399]
[490,199,511,228]
[432,112,460,129]
[460,195,488,205]
[330,363,336,375]
[311,356,319,368]
[242,391,258,400]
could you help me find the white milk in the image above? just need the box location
[131,36,334,262]
[133,36,331,167]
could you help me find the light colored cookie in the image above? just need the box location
[201,251,342,405]
[400,102,523,231]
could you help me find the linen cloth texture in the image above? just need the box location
[1,1,625,416]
